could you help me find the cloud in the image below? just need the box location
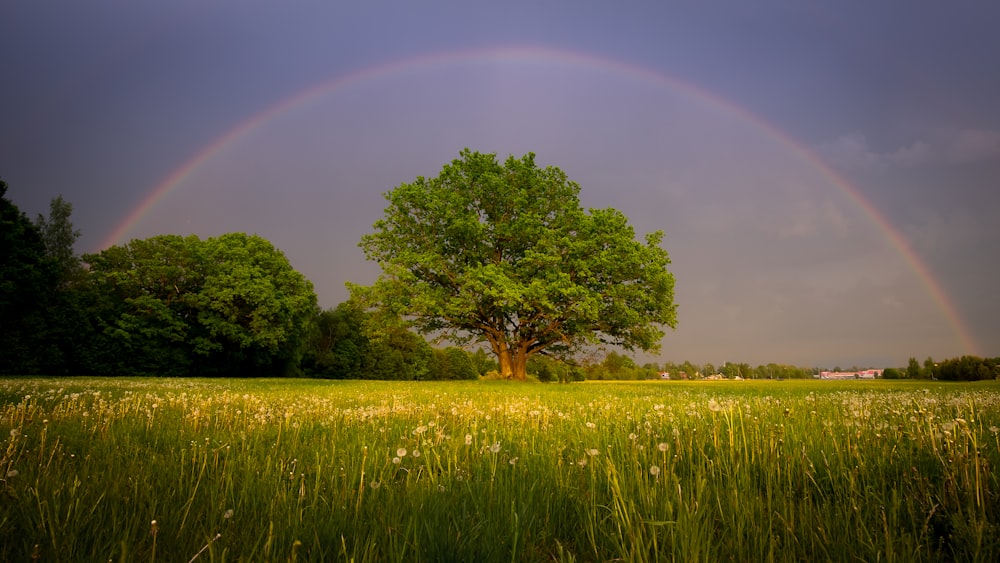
[815,129,1000,170]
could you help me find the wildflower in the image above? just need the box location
[577,458,588,467]
[628,433,637,441]
[708,399,722,412]
[9,429,19,438]
[396,447,407,458]
[412,449,421,458]
[585,422,596,429]
[465,434,473,445]
[489,442,501,454]
[649,465,661,477]
[392,457,401,465]
[657,442,668,452]
[224,509,234,519]
[509,457,518,465]
[585,448,599,457]
[413,425,428,435]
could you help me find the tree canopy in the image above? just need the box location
[83,233,319,376]
[352,149,677,380]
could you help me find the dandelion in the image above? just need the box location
[489,442,501,454]
[465,434,473,445]
[649,465,661,477]
[708,398,722,412]
[9,429,19,438]
[396,447,407,457]
[224,509,234,519]
[989,426,999,434]
[413,425,428,435]
[412,449,421,458]
[657,442,668,452]
[509,457,518,466]
[577,458,588,467]
[585,448,599,457]
[628,433,637,441]
[392,457,401,465]
[585,422,596,429]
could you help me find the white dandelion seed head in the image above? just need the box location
[586,448,599,457]
[392,457,401,465]
[657,442,668,452]
[396,447,407,457]
[489,442,501,454]
[649,465,661,476]
[224,509,234,519]
[465,434,473,445]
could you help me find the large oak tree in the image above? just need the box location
[352,149,677,380]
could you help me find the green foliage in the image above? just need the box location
[82,233,319,376]
[0,181,62,373]
[936,355,999,381]
[353,149,677,380]
[33,195,83,286]
[881,367,903,379]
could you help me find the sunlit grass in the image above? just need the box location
[1,378,998,561]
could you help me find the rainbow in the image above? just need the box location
[100,45,980,356]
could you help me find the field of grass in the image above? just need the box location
[1,377,998,562]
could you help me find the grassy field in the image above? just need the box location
[1,377,998,562]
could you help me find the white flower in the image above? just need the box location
[396,447,407,457]
[392,457,401,465]
[412,449,421,458]
[224,509,234,519]
[708,399,722,412]
[585,448,599,457]
[585,422,596,429]
[489,442,501,454]
[465,434,473,445]
[649,465,660,477]
[657,442,668,452]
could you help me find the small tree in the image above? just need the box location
[34,195,83,286]
[352,149,677,380]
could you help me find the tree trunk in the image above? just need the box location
[498,346,514,378]
[512,344,528,380]
[494,339,528,380]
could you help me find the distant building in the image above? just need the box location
[819,369,883,379]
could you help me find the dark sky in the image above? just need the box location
[3,1,998,368]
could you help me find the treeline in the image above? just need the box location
[1,184,504,379]
[882,355,1000,381]
[580,352,814,380]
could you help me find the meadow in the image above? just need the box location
[1,377,998,562]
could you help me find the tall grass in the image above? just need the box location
[1,378,998,561]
